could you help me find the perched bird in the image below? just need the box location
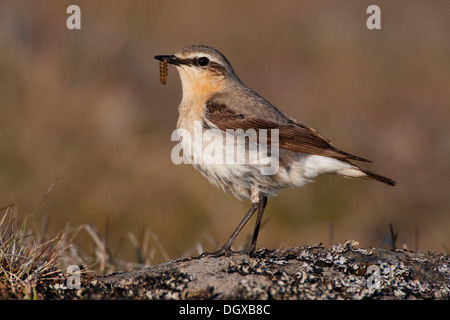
[155,45,395,255]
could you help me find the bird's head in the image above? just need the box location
[155,45,240,98]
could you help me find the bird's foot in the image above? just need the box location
[200,246,234,258]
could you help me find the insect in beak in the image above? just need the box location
[159,59,168,85]
[154,55,182,85]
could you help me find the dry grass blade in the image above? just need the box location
[0,208,70,299]
[82,224,109,272]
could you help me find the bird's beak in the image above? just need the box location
[154,55,182,66]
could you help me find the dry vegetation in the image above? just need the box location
[0,206,65,299]
[1,0,450,298]
[0,206,173,299]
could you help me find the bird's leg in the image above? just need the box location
[213,202,259,256]
[249,196,268,252]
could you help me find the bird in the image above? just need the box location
[154,45,396,255]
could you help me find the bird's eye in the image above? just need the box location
[197,57,210,67]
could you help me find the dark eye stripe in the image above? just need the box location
[177,58,226,77]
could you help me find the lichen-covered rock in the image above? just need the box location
[38,241,450,299]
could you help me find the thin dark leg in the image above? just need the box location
[214,202,259,255]
[249,196,268,252]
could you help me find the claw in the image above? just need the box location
[200,247,234,258]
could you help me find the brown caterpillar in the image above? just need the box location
[159,59,168,85]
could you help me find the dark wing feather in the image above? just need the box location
[204,100,371,163]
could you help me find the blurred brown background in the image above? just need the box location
[1,1,449,266]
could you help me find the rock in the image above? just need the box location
[38,242,450,300]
